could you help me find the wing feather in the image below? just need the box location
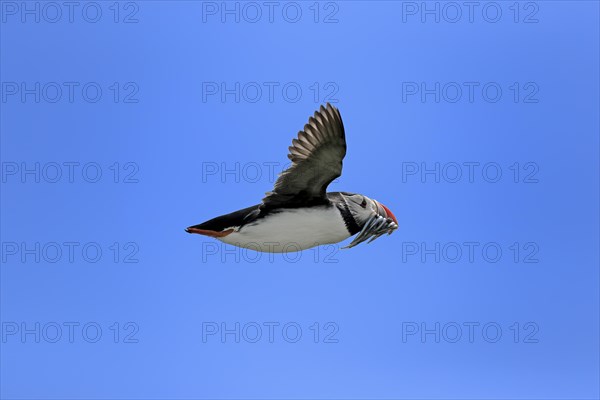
[261,103,346,210]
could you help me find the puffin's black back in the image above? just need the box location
[188,204,261,232]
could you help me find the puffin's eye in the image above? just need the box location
[360,198,367,208]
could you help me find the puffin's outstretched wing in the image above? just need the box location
[261,103,346,210]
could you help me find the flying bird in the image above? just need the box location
[186,103,398,253]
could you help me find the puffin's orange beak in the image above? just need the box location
[376,202,398,225]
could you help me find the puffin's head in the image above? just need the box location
[340,192,398,248]
[342,192,398,226]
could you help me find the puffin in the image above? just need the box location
[186,103,398,253]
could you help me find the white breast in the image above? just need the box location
[219,206,351,253]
